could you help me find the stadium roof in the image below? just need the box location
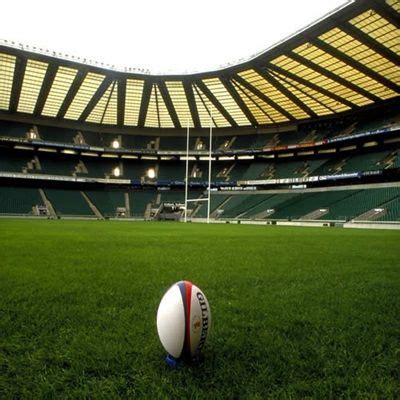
[0,0,398,132]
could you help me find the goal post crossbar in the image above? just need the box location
[186,198,209,203]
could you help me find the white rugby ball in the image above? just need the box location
[156,281,211,359]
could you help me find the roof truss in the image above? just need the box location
[183,81,201,128]
[9,56,27,113]
[57,70,87,119]
[266,63,356,110]
[312,38,399,94]
[233,74,295,122]
[33,62,59,115]
[254,67,317,118]
[195,80,238,127]
[117,77,126,127]
[221,77,258,126]
[288,51,381,102]
[157,81,181,128]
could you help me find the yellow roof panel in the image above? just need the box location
[270,52,370,107]
[156,85,174,128]
[319,28,400,85]
[202,77,250,126]
[86,81,118,125]
[192,86,217,127]
[233,80,273,124]
[144,84,174,128]
[386,0,400,12]
[42,66,78,117]
[0,53,16,111]
[124,79,144,126]
[64,72,105,120]
[144,84,158,128]
[17,59,48,114]
[239,69,309,120]
[166,81,194,127]
[350,10,400,54]
[292,43,397,101]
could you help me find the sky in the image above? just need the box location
[1,0,350,75]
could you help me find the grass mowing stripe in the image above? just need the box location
[0,220,399,398]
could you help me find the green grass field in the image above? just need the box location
[0,220,399,399]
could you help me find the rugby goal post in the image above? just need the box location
[184,111,213,223]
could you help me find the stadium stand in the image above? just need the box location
[85,190,126,218]
[44,189,94,216]
[0,186,42,214]
[0,0,399,226]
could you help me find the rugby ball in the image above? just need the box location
[156,281,211,360]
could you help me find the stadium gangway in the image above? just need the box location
[184,112,213,224]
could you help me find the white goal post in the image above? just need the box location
[184,111,213,223]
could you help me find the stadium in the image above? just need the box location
[0,0,399,397]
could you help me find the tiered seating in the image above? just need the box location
[157,163,185,181]
[124,160,155,180]
[322,187,400,221]
[229,135,256,150]
[0,152,33,172]
[270,190,358,220]
[85,190,125,217]
[240,163,271,180]
[81,159,119,178]
[274,161,305,179]
[378,196,400,221]
[38,126,76,143]
[159,191,185,204]
[160,137,186,151]
[341,151,389,173]
[44,189,93,216]
[39,156,77,176]
[0,121,31,138]
[219,194,269,218]
[239,193,299,219]
[129,191,156,217]
[0,186,42,214]
[194,194,230,218]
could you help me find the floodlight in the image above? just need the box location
[147,168,156,179]
[113,167,121,177]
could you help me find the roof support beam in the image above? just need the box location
[195,80,238,127]
[221,77,258,127]
[9,56,27,113]
[340,21,400,66]
[78,76,114,122]
[288,51,381,102]
[267,63,356,109]
[137,80,152,127]
[57,70,87,119]
[183,81,201,128]
[233,75,295,122]
[158,81,181,128]
[312,38,399,93]
[231,80,275,123]
[254,67,317,118]
[34,63,59,116]
[117,77,126,127]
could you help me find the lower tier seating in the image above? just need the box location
[44,189,94,216]
[0,186,42,214]
[1,186,399,222]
